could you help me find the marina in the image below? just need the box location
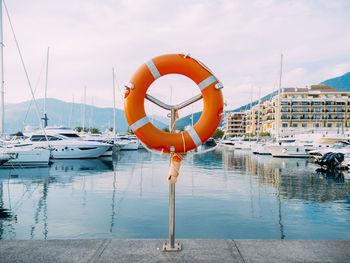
[1,148,350,240]
[0,0,349,261]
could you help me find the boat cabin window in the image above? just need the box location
[59,133,80,138]
[30,135,62,141]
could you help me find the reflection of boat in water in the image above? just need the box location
[315,168,350,181]
[0,159,113,182]
[50,159,113,173]
[267,157,316,170]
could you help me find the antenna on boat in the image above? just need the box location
[82,86,86,133]
[41,47,49,128]
[257,86,261,140]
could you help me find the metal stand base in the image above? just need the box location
[162,241,182,252]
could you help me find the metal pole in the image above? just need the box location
[145,92,201,252]
[169,108,175,248]
[163,108,181,251]
[277,54,283,139]
[112,68,116,143]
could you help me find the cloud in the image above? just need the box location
[1,0,350,117]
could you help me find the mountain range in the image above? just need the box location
[3,98,167,133]
[2,72,350,133]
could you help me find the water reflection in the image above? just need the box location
[0,149,349,240]
[220,149,350,203]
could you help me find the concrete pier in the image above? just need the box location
[0,239,349,263]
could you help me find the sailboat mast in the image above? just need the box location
[277,54,283,139]
[257,86,261,139]
[112,68,116,143]
[42,47,49,128]
[0,0,4,136]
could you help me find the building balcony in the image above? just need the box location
[292,111,311,114]
[327,117,345,120]
[325,102,345,106]
[290,118,312,121]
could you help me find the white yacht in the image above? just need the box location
[0,145,50,167]
[267,134,348,158]
[309,141,350,159]
[252,141,272,155]
[220,138,237,149]
[234,138,257,150]
[19,127,111,159]
[115,135,139,150]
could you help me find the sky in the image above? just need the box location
[1,0,350,118]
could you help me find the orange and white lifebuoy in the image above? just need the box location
[124,54,224,153]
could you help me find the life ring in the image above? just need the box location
[124,54,224,153]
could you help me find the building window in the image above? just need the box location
[282,123,288,128]
[292,123,298,128]
[336,122,342,127]
[327,123,333,127]
[313,123,321,128]
[302,123,308,128]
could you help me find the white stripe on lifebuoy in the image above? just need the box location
[187,127,202,147]
[130,116,149,132]
[146,60,161,80]
[198,75,216,91]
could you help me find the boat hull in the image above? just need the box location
[1,148,51,167]
[267,145,312,158]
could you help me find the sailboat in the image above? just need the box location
[0,1,50,167]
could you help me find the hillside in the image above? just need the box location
[3,98,167,133]
[320,72,350,91]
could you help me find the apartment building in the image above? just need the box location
[223,111,246,137]
[245,85,350,137]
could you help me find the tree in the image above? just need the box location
[162,127,170,133]
[259,132,271,137]
[74,126,85,132]
[13,131,24,137]
[89,127,100,134]
[211,128,224,139]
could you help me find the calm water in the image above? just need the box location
[0,148,350,240]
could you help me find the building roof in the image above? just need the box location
[283,85,349,93]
